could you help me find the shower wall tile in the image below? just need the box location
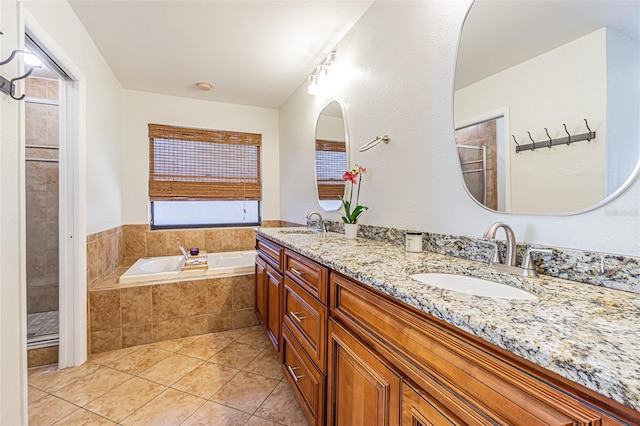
[27,345,59,368]
[124,226,146,258]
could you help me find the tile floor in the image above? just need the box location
[28,326,309,425]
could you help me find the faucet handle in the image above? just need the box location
[521,248,553,277]
[479,240,502,264]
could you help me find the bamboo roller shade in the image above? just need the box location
[315,139,346,200]
[149,123,262,201]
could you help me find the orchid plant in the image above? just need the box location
[339,164,368,224]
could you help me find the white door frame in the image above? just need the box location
[21,6,87,368]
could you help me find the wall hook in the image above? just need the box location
[512,135,520,153]
[563,124,571,145]
[527,131,536,151]
[584,119,592,141]
[544,128,552,148]
[7,65,40,100]
[0,49,26,66]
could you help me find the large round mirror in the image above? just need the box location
[454,0,640,214]
[315,100,348,211]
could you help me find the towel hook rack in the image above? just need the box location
[512,135,520,152]
[544,128,552,148]
[584,119,592,141]
[514,119,596,153]
[527,132,536,151]
[0,49,41,101]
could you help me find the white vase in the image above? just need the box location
[344,223,358,239]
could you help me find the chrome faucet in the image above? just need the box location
[482,222,517,266]
[306,211,326,233]
[481,222,552,277]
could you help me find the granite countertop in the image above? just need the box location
[256,227,640,412]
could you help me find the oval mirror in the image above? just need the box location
[454,0,640,214]
[315,100,348,211]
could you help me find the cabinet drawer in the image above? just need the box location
[283,277,327,372]
[282,326,325,426]
[256,236,283,271]
[284,249,327,303]
[330,272,607,426]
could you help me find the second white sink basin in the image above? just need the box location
[410,273,537,300]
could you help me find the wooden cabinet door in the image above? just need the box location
[265,264,283,354]
[255,255,267,326]
[327,319,401,426]
[402,383,467,426]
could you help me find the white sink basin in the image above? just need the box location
[410,273,537,300]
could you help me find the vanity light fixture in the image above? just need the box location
[195,82,213,91]
[307,50,337,95]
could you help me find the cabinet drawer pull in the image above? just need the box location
[290,311,305,322]
[290,268,304,276]
[286,365,305,382]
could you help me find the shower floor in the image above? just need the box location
[27,310,59,344]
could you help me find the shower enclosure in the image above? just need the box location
[25,55,61,352]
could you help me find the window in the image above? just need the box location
[148,123,261,228]
[315,139,346,200]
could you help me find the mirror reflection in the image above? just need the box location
[454,0,640,214]
[315,101,348,211]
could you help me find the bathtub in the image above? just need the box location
[119,250,256,284]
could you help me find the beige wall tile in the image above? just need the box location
[208,278,233,313]
[180,280,207,317]
[121,286,152,326]
[91,329,122,354]
[165,231,185,255]
[219,229,240,252]
[122,324,153,348]
[27,345,59,368]
[181,315,209,338]
[232,275,255,310]
[152,283,181,321]
[97,236,109,279]
[90,290,121,331]
[146,231,167,257]
[208,313,234,333]
[204,229,223,253]
[124,226,146,258]
[232,309,258,329]
[184,230,205,252]
[153,318,182,342]
[238,228,257,250]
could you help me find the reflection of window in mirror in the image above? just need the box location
[456,117,505,211]
[315,140,346,211]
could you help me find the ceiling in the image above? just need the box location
[68,0,373,109]
[455,0,640,89]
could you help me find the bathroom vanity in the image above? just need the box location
[254,229,640,425]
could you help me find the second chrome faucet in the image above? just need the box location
[481,222,552,277]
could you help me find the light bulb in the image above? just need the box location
[307,74,319,95]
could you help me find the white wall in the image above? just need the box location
[279,0,640,256]
[121,90,280,224]
[23,0,124,235]
[455,29,607,214]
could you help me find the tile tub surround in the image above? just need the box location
[88,274,258,354]
[323,221,640,294]
[256,227,640,412]
[86,221,297,289]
